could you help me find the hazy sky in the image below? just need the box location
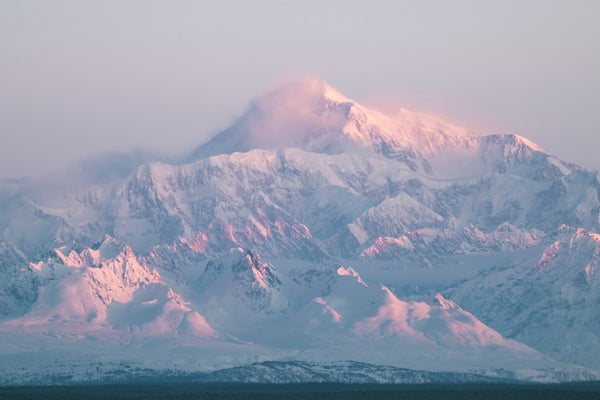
[1,0,599,180]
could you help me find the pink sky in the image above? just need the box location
[1,1,598,179]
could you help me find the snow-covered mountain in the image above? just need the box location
[447,225,600,368]
[1,78,599,384]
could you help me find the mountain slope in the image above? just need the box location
[187,79,576,181]
[0,79,599,383]
[1,246,566,383]
[447,225,600,367]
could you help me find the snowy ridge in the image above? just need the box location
[447,225,600,368]
[188,78,575,180]
[0,240,217,341]
[360,223,545,261]
[0,79,599,383]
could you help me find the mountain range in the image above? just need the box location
[1,79,599,384]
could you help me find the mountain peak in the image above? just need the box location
[186,78,363,161]
[261,77,353,106]
[187,79,460,165]
[185,79,576,178]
